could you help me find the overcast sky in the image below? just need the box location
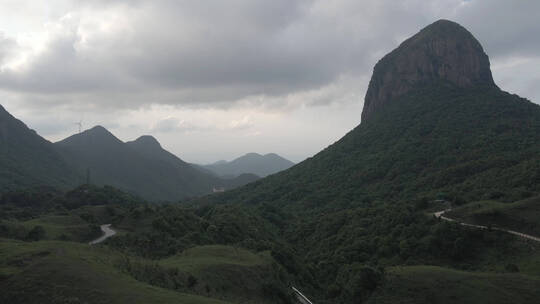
[1,0,539,163]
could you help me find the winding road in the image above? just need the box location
[292,286,314,304]
[89,224,117,245]
[434,209,540,243]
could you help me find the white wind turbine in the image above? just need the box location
[74,119,83,133]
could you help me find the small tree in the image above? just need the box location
[26,225,46,241]
[187,275,198,288]
[505,263,519,273]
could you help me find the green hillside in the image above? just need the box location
[160,245,269,273]
[367,266,540,304]
[211,84,540,211]
[446,195,540,236]
[0,104,81,192]
[0,239,233,304]
[189,20,540,302]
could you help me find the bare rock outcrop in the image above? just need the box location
[361,20,496,122]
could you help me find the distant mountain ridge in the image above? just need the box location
[201,152,295,177]
[0,110,257,200]
[54,127,258,200]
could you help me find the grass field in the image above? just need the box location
[0,239,233,304]
[160,245,269,273]
[447,196,540,236]
[20,214,97,241]
[0,212,100,243]
[157,245,289,304]
[368,265,540,304]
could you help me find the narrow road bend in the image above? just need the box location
[89,224,117,245]
[434,209,540,243]
[292,286,314,304]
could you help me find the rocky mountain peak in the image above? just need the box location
[361,19,495,122]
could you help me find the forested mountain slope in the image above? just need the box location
[0,104,81,191]
[206,20,540,211]
[191,20,540,302]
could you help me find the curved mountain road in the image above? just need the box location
[434,209,540,243]
[89,224,117,245]
[292,286,314,304]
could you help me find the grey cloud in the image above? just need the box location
[0,0,539,111]
[151,115,254,134]
[27,120,79,137]
[151,117,184,133]
[151,117,213,134]
[0,33,19,66]
[454,1,540,59]
[0,1,415,107]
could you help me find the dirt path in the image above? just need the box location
[89,224,117,245]
[434,209,540,243]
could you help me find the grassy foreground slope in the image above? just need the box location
[368,266,540,304]
[157,245,289,304]
[160,245,269,273]
[18,214,99,241]
[0,239,231,304]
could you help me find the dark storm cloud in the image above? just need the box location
[0,0,399,108]
[454,1,540,59]
[0,0,539,110]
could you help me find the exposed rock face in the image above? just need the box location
[361,19,496,122]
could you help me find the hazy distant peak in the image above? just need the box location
[211,160,228,165]
[263,153,283,159]
[243,152,262,157]
[202,152,294,177]
[235,152,293,163]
